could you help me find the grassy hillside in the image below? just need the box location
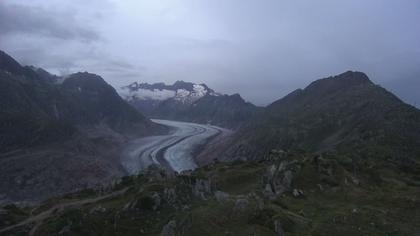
[224,71,420,164]
[2,150,419,235]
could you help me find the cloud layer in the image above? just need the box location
[1,0,419,106]
[0,2,98,41]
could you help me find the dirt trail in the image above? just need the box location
[0,187,129,235]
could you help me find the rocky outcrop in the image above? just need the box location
[192,179,212,200]
[160,220,176,236]
[262,150,300,198]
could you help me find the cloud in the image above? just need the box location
[0,0,419,107]
[0,0,130,81]
[0,2,99,42]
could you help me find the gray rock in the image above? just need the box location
[282,170,293,189]
[122,200,137,211]
[317,184,324,191]
[89,205,106,214]
[164,188,177,204]
[292,189,304,198]
[214,191,230,202]
[262,160,296,198]
[151,192,161,211]
[122,202,131,211]
[274,220,285,236]
[160,220,176,236]
[263,183,275,199]
[351,176,360,185]
[193,179,212,200]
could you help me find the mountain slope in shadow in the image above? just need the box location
[223,71,420,164]
[0,50,164,203]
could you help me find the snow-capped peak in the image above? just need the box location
[118,81,220,104]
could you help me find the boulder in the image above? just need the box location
[192,179,212,200]
[151,192,161,211]
[214,191,230,202]
[263,184,276,199]
[89,205,106,214]
[160,220,176,236]
[163,188,177,204]
[292,189,304,198]
[262,160,296,197]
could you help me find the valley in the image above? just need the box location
[1,50,420,235]
[121,119,229,173]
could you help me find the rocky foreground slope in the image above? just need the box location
[1,150,419,235]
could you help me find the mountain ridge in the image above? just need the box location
[0,50,164,202]
[220,71,420,164]
[119,80,261,129]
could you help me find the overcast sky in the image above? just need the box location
[1,0,419,106]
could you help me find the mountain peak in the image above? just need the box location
[67,72,104,80]
[231,70,420,162]
[65,72,106,84]
[335,70,371,84]
[173,80,193,90]
[305,70,373,95]
[61,72,111,93]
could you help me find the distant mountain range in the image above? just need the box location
[119,81,220,104]
[119,81,262,129]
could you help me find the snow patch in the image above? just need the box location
[193,84,206,97]
[173,84,210,103]
[175,89,190,97]
[118,82,219,104]
[174,89,192,103]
